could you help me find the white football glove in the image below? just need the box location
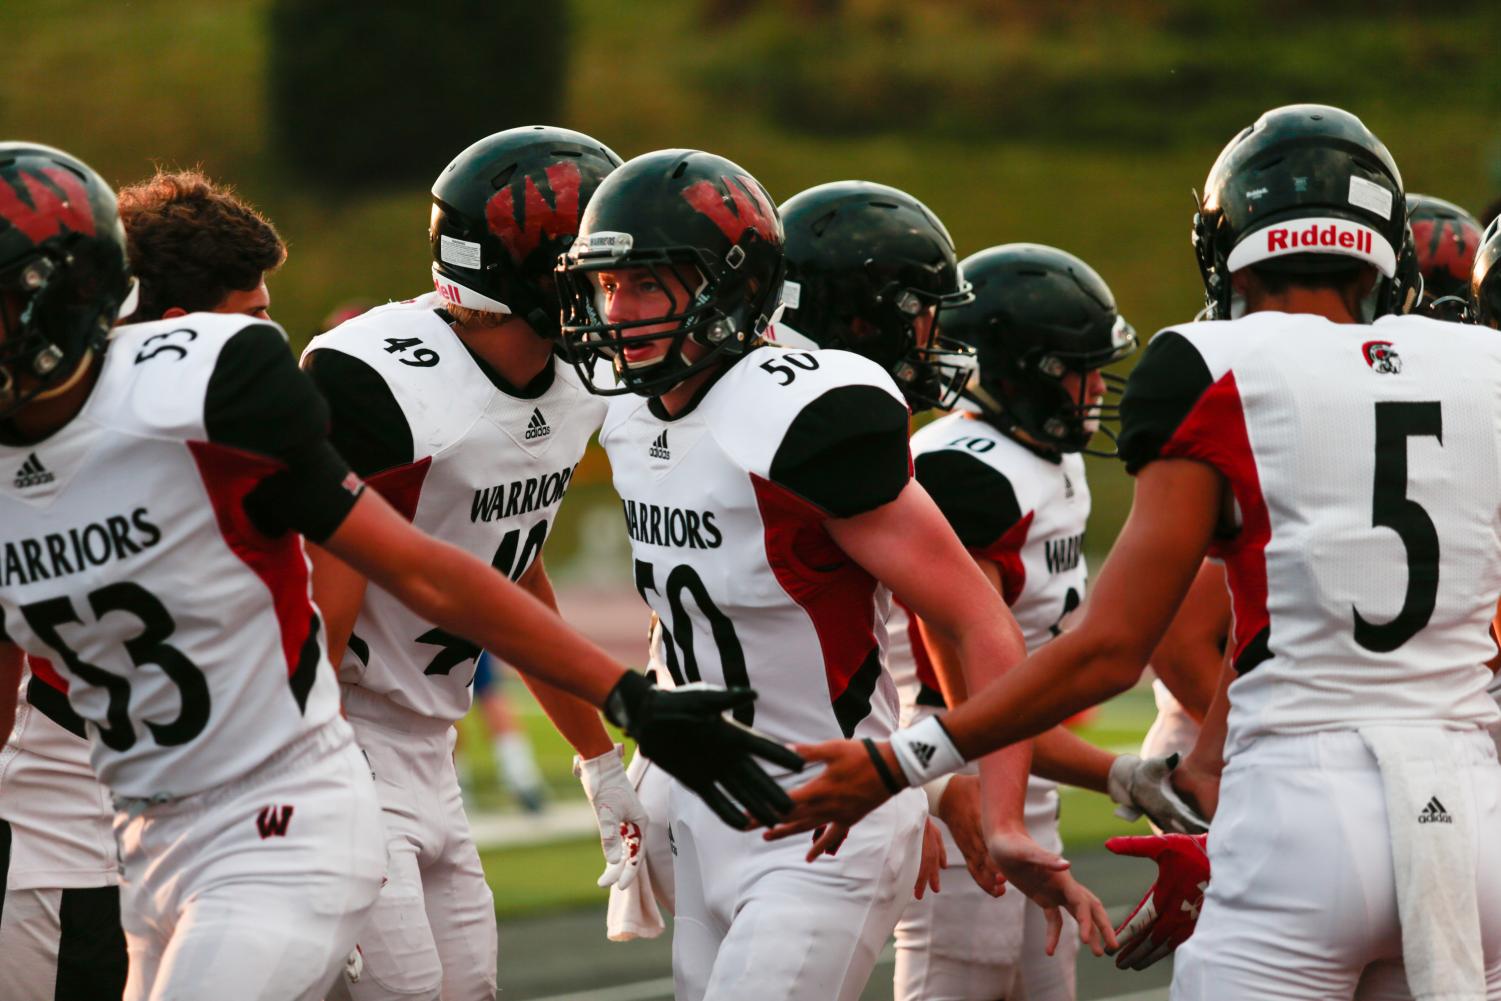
[575,744,649,890]
[1107,753,1209,835]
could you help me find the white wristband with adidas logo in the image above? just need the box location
[890,715,966,788]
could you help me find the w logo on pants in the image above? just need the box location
[256,804,295,839]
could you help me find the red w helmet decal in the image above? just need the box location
[485,161,583,264]
[681,174,777,245]
[1412,218,1482,284]
[0,167,96,244]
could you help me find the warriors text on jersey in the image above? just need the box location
[600,345,911,747]
[0,316,360,799]
[1119,311,1501,756]
[302,292,606,721]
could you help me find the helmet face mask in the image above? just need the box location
[946,244,1136,456]
[555,151,785,398]
[777,181,977,411]
[0,146,132,420]
[1192,104,1418,323]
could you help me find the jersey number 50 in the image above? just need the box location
[634,559,752,725]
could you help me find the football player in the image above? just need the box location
[0,167,287,1001]
[1406,193,1483,322]
[0,142,797,1001]
[775,183,1193,999]
[553,150,1116,1001]
[301,126,652,1001]
[769,104,1501,1000]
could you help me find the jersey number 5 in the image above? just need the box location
[1354,400,1442,653]
[634,559,752,725]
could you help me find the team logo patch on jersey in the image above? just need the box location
[13,452,54,489]
[1362,341,1402,374]
[1417,796,1453,824]
[255,804,295,839]
[525,407,552,441]
[649,429,670,460]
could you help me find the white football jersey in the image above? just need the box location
[888,411,1090,829]
[0,662,117,889]
[0,315,351,798]
[1119,311,1501,757]
[302,293,606,721]
[600,346,912,747]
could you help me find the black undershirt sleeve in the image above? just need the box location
[913,450,1024,551]
[301,348,414,477]
[203,324,362,543]
[1117,330,1216,476]
[768,385,911,517]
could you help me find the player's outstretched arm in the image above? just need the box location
[764,459,1221,838]
[321,488,803,828]
[306,542,369,666]
[826,480,1034,842]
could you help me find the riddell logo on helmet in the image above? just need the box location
[435,278,463,305]
[1264,223,1373,255]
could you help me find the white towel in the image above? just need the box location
[606,751,671,941]
[1357,726,1485,1001]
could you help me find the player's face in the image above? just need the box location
[216,278,271,320]
[591,265,703,368]
[911,305,939,348]
[1065,367,1108,436]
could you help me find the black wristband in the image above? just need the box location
[604,670,653,733]
[863,738,904,795]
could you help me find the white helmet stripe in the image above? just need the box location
[1227,217,1396,278]
[431,266,513,315]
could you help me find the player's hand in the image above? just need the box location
[987,828,1117,957]
[1105,833,1211,970]
[807,822,851,861]
[1107,753,1210,834]
[934,775,1006,897]
[760,738,896,841]
[914,818,946,899]
[574,744,648,890]
[604,673,805,831]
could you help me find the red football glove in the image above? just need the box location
[1105,833,1210,970]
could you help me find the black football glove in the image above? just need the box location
[604,672,805,830]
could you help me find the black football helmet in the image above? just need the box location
[777,181,976,411]
[1470,216,1501,329]
[555,149,784,396]
[430,126,621,339]
[945,244,1135,455]
[1405,193,1482,322]
[1192,104,1420,321]
[0,143,134,419]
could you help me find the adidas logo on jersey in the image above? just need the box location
[13,453,54,489]
[524,408,552,440]
[1418,796,1453,824]
[649,430,670,460]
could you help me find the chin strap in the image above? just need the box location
[29,348,97,402]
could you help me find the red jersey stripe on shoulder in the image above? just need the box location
[750,471,883,737]
[365,457,433,522]
[1160,371,1272,672]
[187,440,323,707]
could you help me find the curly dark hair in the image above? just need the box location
[117,170,286,320]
